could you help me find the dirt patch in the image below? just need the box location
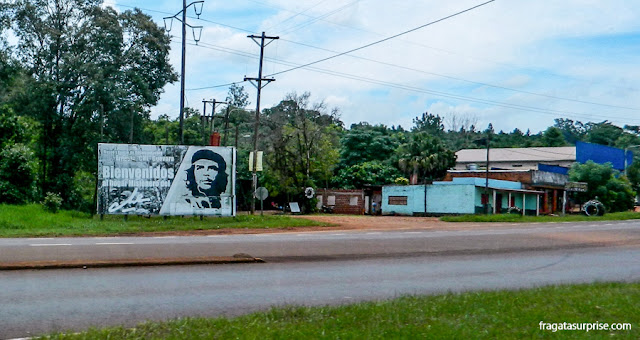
[291,215,446,231]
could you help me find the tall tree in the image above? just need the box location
[10,0,176,206]
[338,123,399,169]
[261,92,342,199]
[397,132,456,183]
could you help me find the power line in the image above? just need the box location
[184,41,640,124]
[279,0,361,35]
[278,39,640,111]
[267,0,497,77]
[263,0,332,31]
[118,3,639,112]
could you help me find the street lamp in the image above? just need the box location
[163,0,204,145]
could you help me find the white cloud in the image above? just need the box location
[142,0,640,133]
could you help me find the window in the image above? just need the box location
[349,196,359,206]
[512,164,523,167]
[327,195,336,206]
[388,196,408,205]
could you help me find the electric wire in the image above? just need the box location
[266,0,497,77]
[116,2,640,123]
[184,40,640,124]
[115,3,638,112]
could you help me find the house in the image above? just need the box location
[455,146,575,171]
[455,141,633,172]
[444,169,568,215]
[450,141,635,214]
[382,178,542,216]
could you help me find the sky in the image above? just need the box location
[101,0,640,133]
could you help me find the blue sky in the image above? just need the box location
[104,0,640,133]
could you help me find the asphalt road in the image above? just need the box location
[1,220,639,338]
[1,246,639,339]
[1,220,639,264]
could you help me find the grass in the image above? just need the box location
[41,282,639,339]
[441,211,640,223]
[0,204,329,238]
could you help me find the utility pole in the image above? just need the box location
[164,1,204,145]
[222,105,231,146]
[201,99,228,145]
[245,32,279,215]
[485,123,492,215]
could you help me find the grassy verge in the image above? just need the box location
[0,204,329,238]
[42,282,638,339]
[441,211,640,223]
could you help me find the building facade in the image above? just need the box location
[382,178,542,216]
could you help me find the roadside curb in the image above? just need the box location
[0,254,264,270]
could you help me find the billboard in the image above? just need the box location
[97,143,236,216]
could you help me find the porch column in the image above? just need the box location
[536,194,540,216]
[522,193,526,216]
[508,192,512,208]
[562,191,567,215]
[492,190,497,214]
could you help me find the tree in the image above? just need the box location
[10,0,177,207]
[261,92,342,200]
[569,161,635,213]
[0,143,37,204]
[332,161,400,189]
[585,121,623,146]
[554,118,587,144]
[412,112,445,137]
[338,123,399,169]
[540,127,567,147]
[397,132,456,183]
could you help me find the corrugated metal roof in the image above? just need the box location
[456,147,575,163]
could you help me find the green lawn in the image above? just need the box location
[441,211,640,223]
[41,282,638,339]
[0,204,329,237]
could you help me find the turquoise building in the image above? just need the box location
[382,177,542,216]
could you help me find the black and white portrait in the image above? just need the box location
[159,146,235,216]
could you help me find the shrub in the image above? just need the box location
[42,192,63,213]
[0,143,37,204]
[395,177,409,185]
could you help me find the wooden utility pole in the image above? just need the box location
[245,32,279,215]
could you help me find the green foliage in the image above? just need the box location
[540,126,567,147]
[8,0,177,207]
[339,123,400,168]
[261,92,342,198]
[586,121,623,146]
[0,143,37,204]
[395,177,409,185]
[42,192,63,213]
[412,111,445,136]
[397,132,457,183]
[333,161,400,189]
[225,83,250,108]
[569,161,635,212]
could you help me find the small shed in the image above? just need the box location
[316,189,365,215]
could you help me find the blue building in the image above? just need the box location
[382,177,542,216]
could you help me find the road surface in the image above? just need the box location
[1,220,639,338]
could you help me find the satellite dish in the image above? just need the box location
[304,187,315,199]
